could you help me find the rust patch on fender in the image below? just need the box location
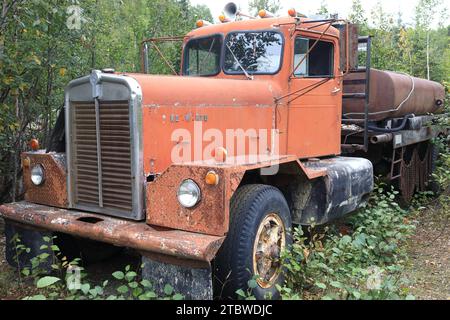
[147,165,233,237]
[22,152,68,208]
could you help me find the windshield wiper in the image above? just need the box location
[226,42,254,80]
[198,39,216,71]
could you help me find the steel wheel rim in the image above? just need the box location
[252,213,286,289]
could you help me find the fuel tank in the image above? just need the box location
[343,69,445,121]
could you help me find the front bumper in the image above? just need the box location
[0,202,224,263]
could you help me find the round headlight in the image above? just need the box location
[177,179,201,208]
[31,164,45,186]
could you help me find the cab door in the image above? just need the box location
[287,34,342,158]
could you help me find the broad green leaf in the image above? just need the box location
[117,285,129,294]
[125,271,137,281]
[145,291,157,299]
[164,284,174,296]
[172,294,184,300]
[248,279,258,289]
[89,289,98,298]
[315,282,327,290]
[37,276,61,288]
[330,281,343,289]
[141,279,152,288]
[39,253,50,260]
[132,287,143,297]
[26,295,47,300]
[112,271,125,280]
[22,268,30,276]
[236,289,246,297]
[81,283,90,295]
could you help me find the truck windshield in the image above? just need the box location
[184,35,222,76]
[224,31,283,75]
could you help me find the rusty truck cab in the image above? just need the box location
[0,11,377,300]
[178,16,343,158]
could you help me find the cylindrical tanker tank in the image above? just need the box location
[343,69,445,122]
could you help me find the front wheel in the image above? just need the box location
[214,184,292,300]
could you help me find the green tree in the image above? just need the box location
[0,0,212,202]
[415,0,441,29]
[348,0,367,27]
[369,1,399,71]
[0,0,94,201]
[317,0,329,17]
[248,0,281,16]
[413,0,447,80]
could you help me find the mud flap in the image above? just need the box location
[141,255,213,300]
[4,220,54,272]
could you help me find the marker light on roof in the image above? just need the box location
[258,9,274,18]
[196,20,212,28]
[219,14,230,23]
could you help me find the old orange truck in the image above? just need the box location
[0,3,447,300]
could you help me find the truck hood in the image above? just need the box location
[125,74,280,108]
[122,74,282,175]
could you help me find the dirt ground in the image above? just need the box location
[403,195,450,300]
[0,199,449,300]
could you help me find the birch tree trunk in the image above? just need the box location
[426,32,430,80]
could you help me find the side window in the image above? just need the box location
[294,37,334,77]
[184,35,222,76]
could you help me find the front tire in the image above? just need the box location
[214,184,292,300]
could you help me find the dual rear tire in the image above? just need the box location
[398,141,441,205]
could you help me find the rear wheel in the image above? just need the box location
[398,141,440,205]
[427,142,441,195]
[214,184,292,300]
[399,145,417,205]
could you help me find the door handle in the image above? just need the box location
[331,87,341,94]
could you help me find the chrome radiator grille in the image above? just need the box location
[72,100,133,213]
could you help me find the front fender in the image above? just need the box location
[146,163,244,237]
[145,155,324,236]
